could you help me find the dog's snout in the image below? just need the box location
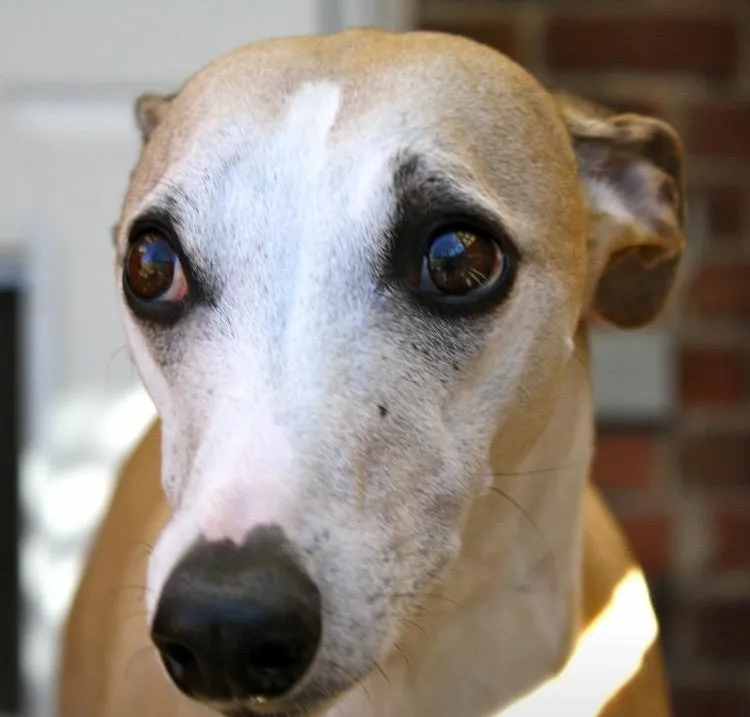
[151,527,321,702]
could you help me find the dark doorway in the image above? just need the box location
[0,288,19,711]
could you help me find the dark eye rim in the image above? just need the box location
[122,216,194,324]
[399,213,519,316]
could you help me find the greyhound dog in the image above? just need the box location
[59,28,683,717]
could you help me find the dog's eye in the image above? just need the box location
[420,227,505,296]
[125,232,187,303]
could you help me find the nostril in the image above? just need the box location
[160,641,201,687]
[249,640,307,674]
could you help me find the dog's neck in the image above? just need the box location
[328,331,595,717]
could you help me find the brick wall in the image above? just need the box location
[417,1,750,714]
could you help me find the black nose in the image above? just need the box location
[151,526,321,702]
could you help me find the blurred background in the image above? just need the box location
[0,1,747,715]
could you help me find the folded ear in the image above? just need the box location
[134,92,174,143]
[555,91,686,329]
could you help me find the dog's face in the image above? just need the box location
[115,30,684,715]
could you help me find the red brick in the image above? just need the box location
[619,515,671,573]
[422,20,519,62]
[672,686,749,717]
[689,265,750,319]
[592,432,658,488]
[696,600,750,661]
[681,432,750,487]
[688,103,750,158]
[545,17,739,78]
[679,347,748,407]
[716,511,750,570]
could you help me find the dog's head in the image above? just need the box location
[115,29,684,716]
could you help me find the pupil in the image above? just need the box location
[128,235,175,299]
[431,233,466,263]
[427,230,495,295]
[141,237,173,267]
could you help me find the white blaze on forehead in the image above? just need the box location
[347,148,395,224]
[283,80,342,138]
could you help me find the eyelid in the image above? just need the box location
[127,211,181,249]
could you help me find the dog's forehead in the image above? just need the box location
[124,30,579,212]
[120,29,587,287]
[175,29,545,130]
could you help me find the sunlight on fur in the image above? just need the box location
[499,568,658,716]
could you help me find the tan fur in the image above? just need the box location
[60,28,681,716]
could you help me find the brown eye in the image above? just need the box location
[422,228,504,296]
[125,232,187,302]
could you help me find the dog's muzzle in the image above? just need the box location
[151,526,322,703]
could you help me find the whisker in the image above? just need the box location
[401,618,427,638]
[423,592,462,608]
[488,485,552,556]
[88,582,148,605]
[572,344,590,371]
[391,592,461,609]
[119,540,156,557]
[105,344,132,387]
[487,457,589,479]
[394,642,410,669]
[373,661,390,686]
[111,583,147,598]
[467,267,488,284]
[115,610,150,630]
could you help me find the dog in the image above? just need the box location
[59,28,683,717]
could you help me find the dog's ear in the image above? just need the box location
[135,93,174,143]
[555,91,685,329]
